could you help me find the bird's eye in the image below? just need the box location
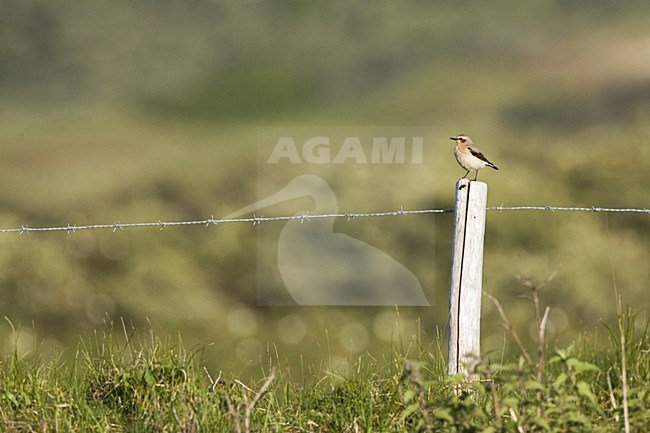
[460,138,467,143]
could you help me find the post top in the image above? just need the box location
[456,178,487,189]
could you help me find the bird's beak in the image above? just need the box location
[449,137,458,141]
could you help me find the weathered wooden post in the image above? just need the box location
[448,178,488,377]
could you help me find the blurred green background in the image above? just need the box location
[1,1,649,377]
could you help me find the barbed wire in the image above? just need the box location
[487,205,650,214]
[0,205,647,235]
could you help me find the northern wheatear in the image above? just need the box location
[450,134,498,181]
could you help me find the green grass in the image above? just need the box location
[1,307,648,433]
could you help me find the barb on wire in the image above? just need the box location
[0,205,646,235]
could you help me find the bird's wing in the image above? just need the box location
[468,146,489,163]
[468,145,498,169]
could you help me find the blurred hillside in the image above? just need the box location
[1,1,649,376]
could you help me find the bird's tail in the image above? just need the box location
[487,162,499,170]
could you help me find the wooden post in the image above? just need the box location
[448,178,488,377]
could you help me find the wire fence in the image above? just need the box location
[0,206,647,235]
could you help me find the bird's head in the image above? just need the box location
[449,134,472,145]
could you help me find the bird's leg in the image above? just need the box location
[461,171,469,179]
[473,171,478,181]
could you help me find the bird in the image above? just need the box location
[450,134,498,181]
[226,175,430,306]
